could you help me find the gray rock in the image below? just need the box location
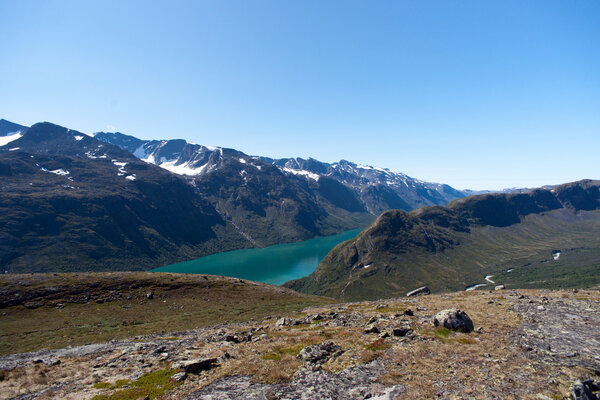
[172,371,187,382]
[146,291,154,300]
[495,285,506,290]
[275,317,288,327]
[433,308,474,333]
[184,358,405,400]
[297,340,342,364]
[406,286,430,297]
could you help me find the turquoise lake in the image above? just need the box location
[152,229,362,285]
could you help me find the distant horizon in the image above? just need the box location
[2,1,598,191]
[3,116,594,192]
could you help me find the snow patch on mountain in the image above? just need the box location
[41,167,70,176]
[283,167,320,181]
[0,132,22,146]
[158,159,210,176]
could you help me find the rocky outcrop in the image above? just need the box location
[512,297,600,370]
[175,358,218,374]
[184,358,406,400]
[297,341,342,364]
[572,379,600,400]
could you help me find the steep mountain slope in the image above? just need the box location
[0,119,27,147]
[0,119,27,137]
[0,122,252,273]
[284,180,600,301]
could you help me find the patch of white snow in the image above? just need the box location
[283,167,320,181]
[0,132,22,146]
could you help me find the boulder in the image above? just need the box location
[275,317,289,327]
[495,285,506,290]
[432,309,474,333]
[571,379,600,400]
[297,341,342,364]
[406,286,430,297]
[171,371,187,382]
[392,327,412,337]
[175,357,218,374]
[146,291,154,300]
[364,324,380,334]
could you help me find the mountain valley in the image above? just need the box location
[1,119,466,273]
[285,180,600,300]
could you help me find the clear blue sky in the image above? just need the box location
[1,1,598,190]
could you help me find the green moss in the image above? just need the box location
[279,343,305,357]
[93,382,111,389]
[90,369,180,400]
[434,327,452,339]
[111,379,131,389]
[261,352,282,361]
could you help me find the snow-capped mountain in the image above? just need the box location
[267,157,467,212]
[97,133,467,213]
[95,132,257,176]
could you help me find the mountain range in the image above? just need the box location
[284,180,600,300]
[0,119,467,273]
[94,130,468,213]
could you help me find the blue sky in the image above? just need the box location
[1,1,598,190]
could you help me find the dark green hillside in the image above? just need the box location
[0,123,249,272]
[284,180,600,301]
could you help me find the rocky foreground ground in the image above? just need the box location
[1,288,599,399]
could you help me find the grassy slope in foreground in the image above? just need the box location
[284,180,600,301]
[0,272,334,355]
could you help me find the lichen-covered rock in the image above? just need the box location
[184,358,406,400]
[171,371,187,382]
[297,340,342,364]
[433,308,474,333]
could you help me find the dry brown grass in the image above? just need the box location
[2,288,598,399]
